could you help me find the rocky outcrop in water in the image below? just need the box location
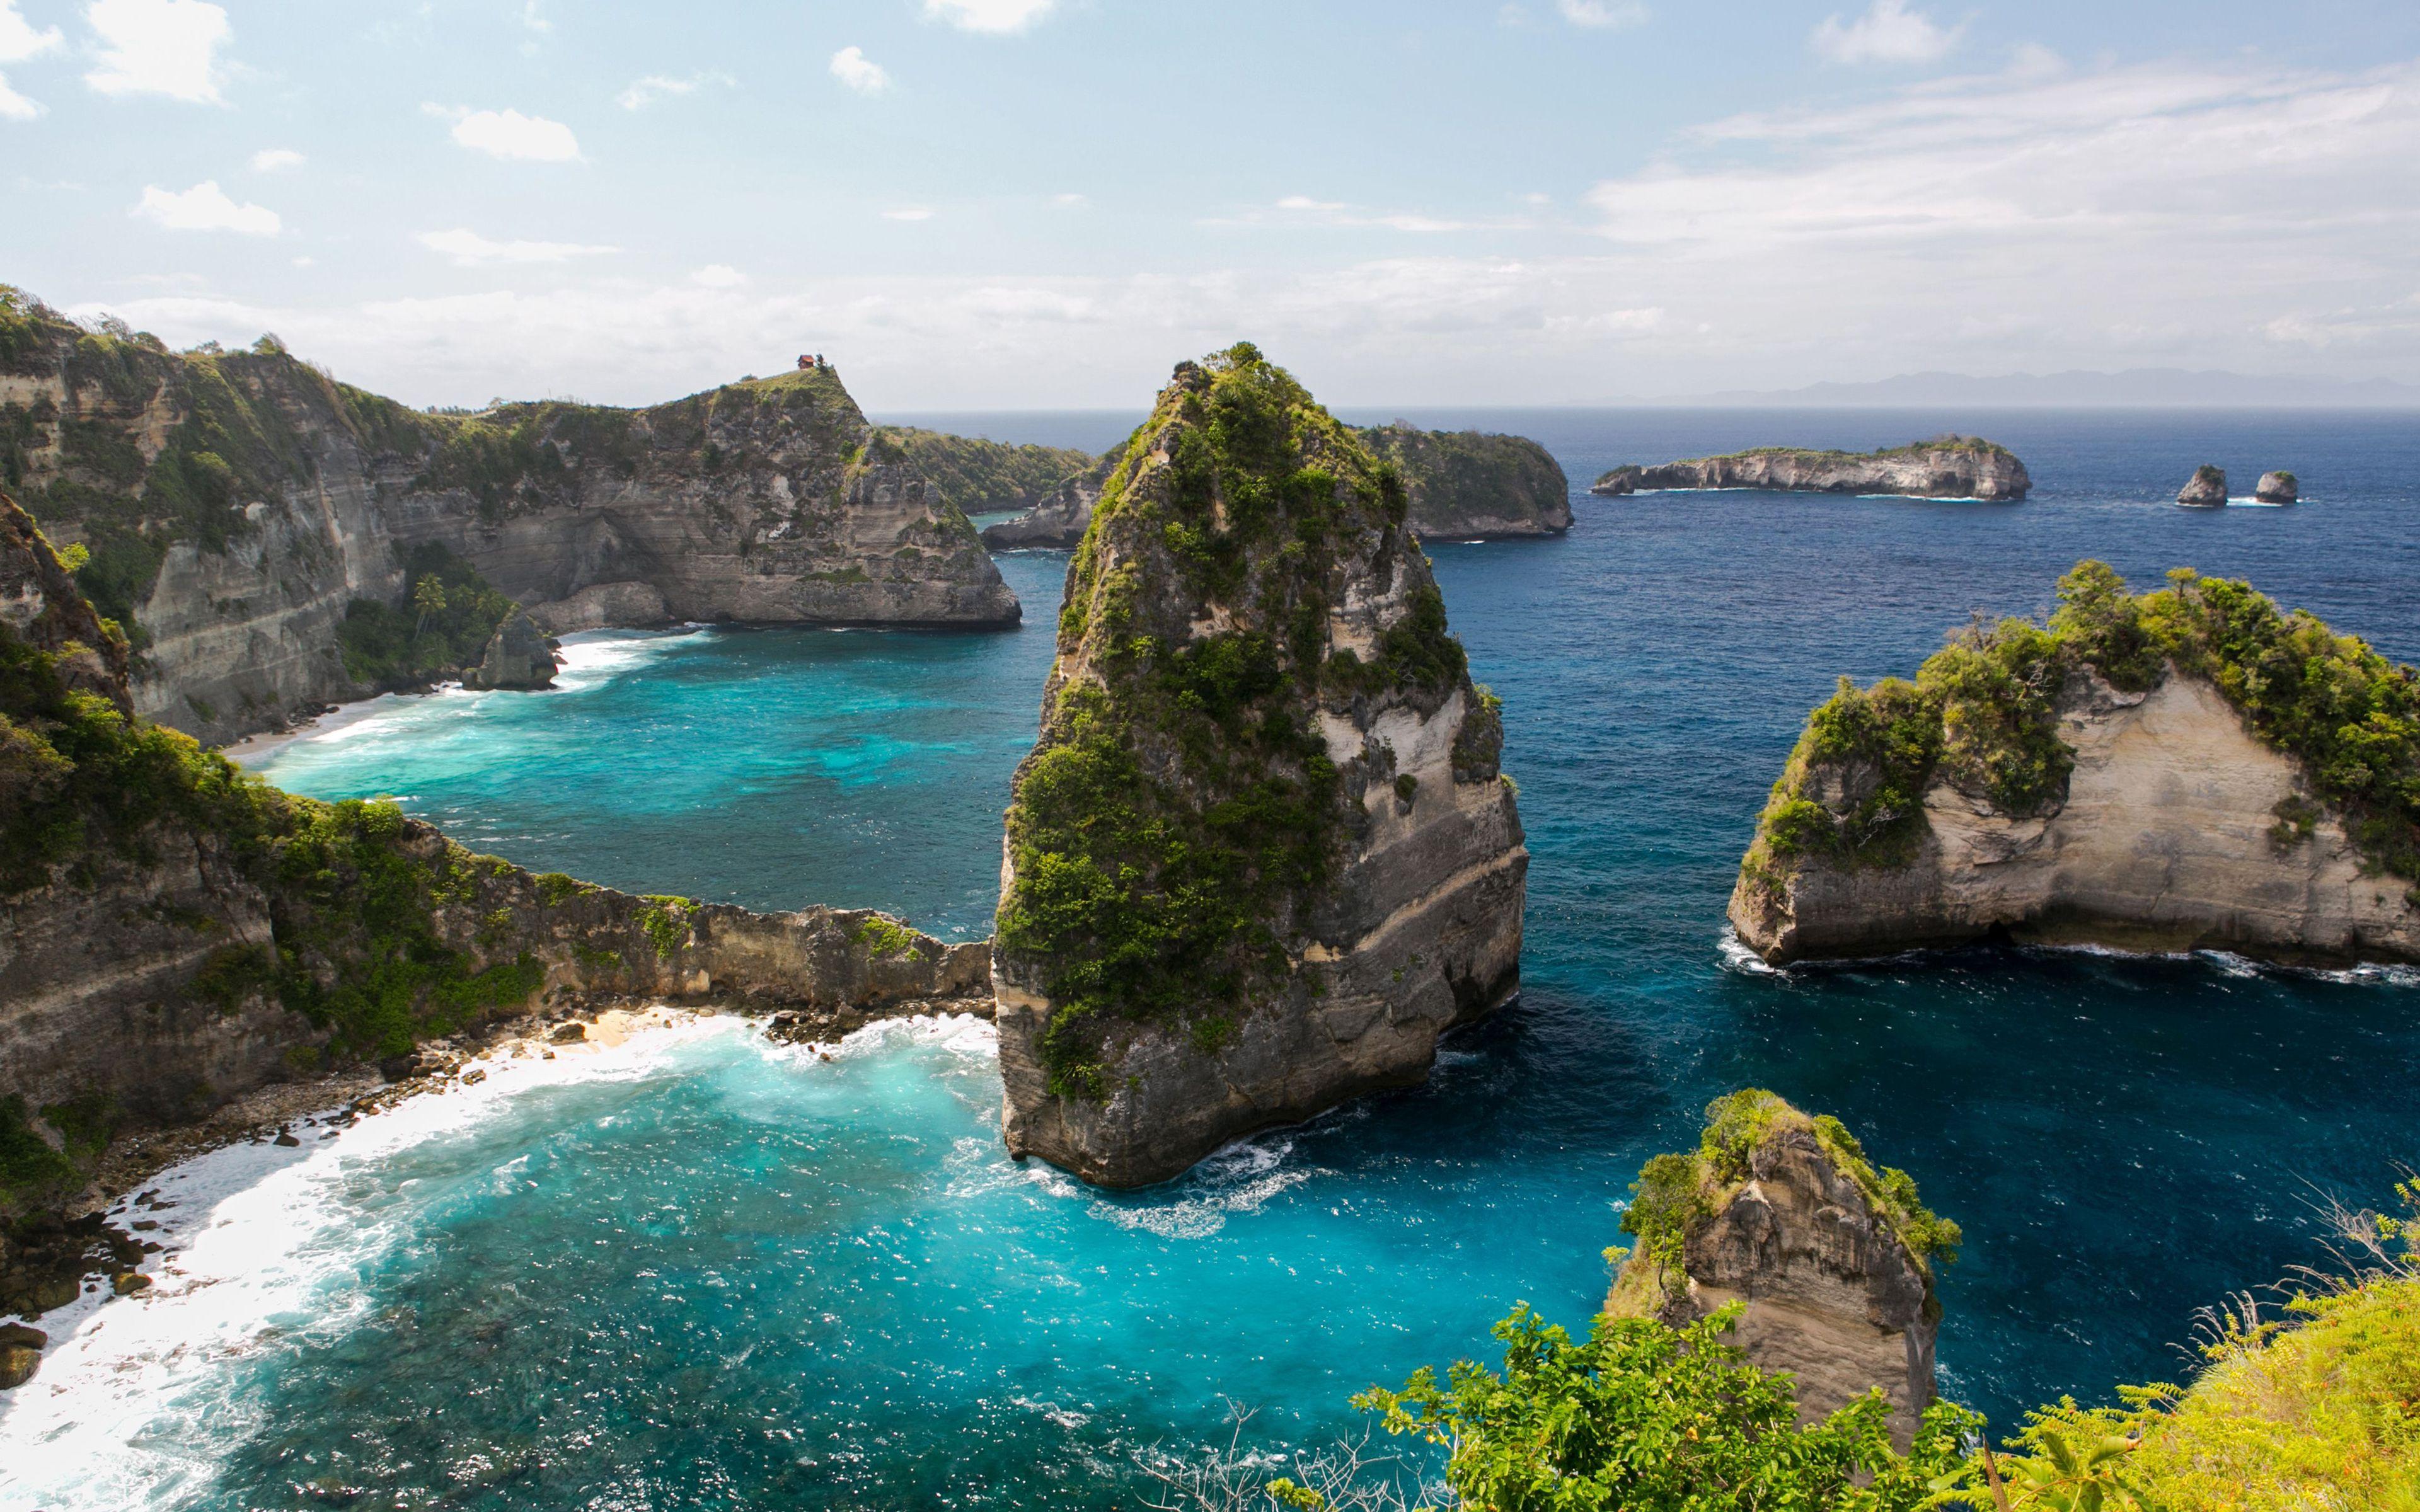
[459,607,558,690]
[1604,1091,1953,1445]
[1355,425,1571,539]
[2256,470,2298,505]
[0,287,1018,745]
[980,453,1114,549]
[1592,438,2029,503]
[2177,465,2228,506]
[1730,563,2420,966]
[0,490,988,1223]
[990,345,1527,1188]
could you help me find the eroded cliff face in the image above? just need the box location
[979,454,1113,550]
[1593,440,2029,503]
[1732,668,2420,965]
[0,293,1017,745]
[1357,424,1572,539]
[1605,1094,1945,1445]
[0,493,987,1215]
[991,346,1526,1188]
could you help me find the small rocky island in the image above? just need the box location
[1593,437,2030,502]
[979,423,1569,549]
[2256,470,2299,504]
[459,607,560,690]
[1730,561,2420,966]
[1605,1090,1956,1444]
[990,345,1528,1188]
[2178,464,2228,506]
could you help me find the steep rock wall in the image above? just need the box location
[1,293,1018,745]
[1357,424,1572,538]
[1733,669,2420,964]
[991,347,1526,1188]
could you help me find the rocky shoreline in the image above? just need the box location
[1593,437,2030,502]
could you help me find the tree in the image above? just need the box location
[412,573,448,636]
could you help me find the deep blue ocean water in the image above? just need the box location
[14,409,2417,1509]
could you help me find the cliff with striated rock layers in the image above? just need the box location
[0,490,987,1222]
[990,345,1527,1188]
[1593,437,2029,502]
[1731,562,2420,966]
[0,285,1020,746]
[1605,1091,1958,1446]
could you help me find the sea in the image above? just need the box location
[4,408,2417,1509]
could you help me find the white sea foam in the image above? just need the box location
[0,1012,743,1510]
[1715,925,1784,976]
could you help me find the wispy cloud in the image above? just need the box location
[1219,196,1533,234]
[0,0,60,111]
[829,46,890,96]
[1809,0,1961,66]
[417,227,616,265]
[882,207,935,221]
[616,71,732,110]
[1556,0,1647,30]
[250,147,304,172]
[84,0,230,104]
[424,104,582,161]
[923,0,1056,33]
[134,180,279,235]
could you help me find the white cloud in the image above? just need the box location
[84,0,229,103]
[1277,195,1345,212]
[1052,192,1088,207]
[519,0,548,33]
[133,180,279,235]
[616,71,732,110]
[692,264,746,287]
[0,1,62,62]
[427,105,582,161]
[1248,196,1528,234]
[1556,0,1647,29]
[292,255,313,267]
[416,227,616,265]
[882,207,934,221]
[829,46,889,95]
[923,0,1054,34]
[1810,0,1960,66]
[250,147,304,172]
[0,75,37,118]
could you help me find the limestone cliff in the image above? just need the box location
[1605,1091,1956,1444]
[991,345,1527,1188]
[980,452,1115,549]
[1593,438,2029,503]
[0,286,1017,746]
[1356,424,1571,539]
[1732,562,2420,966]
[0,490,987,1219]
[873,427,1094,516]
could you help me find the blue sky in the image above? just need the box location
[5,0,2417,408]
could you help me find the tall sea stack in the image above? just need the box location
[991,345,1527,1188]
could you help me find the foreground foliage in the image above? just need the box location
[1743,561,2420,897]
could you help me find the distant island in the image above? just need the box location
[1593,438,2030,502]
[1625,368,2420,409]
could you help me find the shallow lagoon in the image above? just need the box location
[11,408,2417,1509]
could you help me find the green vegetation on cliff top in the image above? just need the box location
[996,343,1470,1097]
[1743,561,2420,898]
[872,426,1094,513]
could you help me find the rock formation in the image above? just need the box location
[2178,464,2228,506]
[1731,562,2420,966]
[1591,438,2030,503]
[2256,470,2299,505]
[0,285,1020,745]
[459,607,559,690]
[1355,425,1572,538]
[981,453,1115,549]
[875,427,1096,516]
[991,345,1528,1188]
[0,490,989,1223]
[1604,1091,1954,1445]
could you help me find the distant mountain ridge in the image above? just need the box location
[1650,369,2420,410]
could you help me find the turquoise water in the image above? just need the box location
[13,409,2419,1509]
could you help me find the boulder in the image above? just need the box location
[460,607,558,690]
[0,1344,38,1390]
[2178,464,2228,506]
[1605,1091,1952,1446]
[2255,470,2299,505]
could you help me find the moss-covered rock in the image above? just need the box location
[1356,423,1570,539]
[870,427,1095,515]
[991,345,1526,1187]
[1734,561,2420,964]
